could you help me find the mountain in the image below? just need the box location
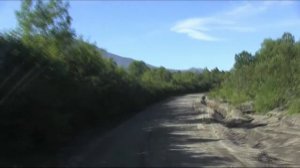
[99,49,202,73]
[99,49,137,68]
[186,67,204,73]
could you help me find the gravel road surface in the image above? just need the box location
[60,93,300,167]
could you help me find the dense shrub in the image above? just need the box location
[0,0,225,164]
[211,32,300,114]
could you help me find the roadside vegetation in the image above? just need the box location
[0,0,224,164]
[210,32,300,114]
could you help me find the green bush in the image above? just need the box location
[213,32,300,114]
[0,1,227,164]
[288,99,300,114]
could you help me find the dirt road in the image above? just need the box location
[60,93,300,167]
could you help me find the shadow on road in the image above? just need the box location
[141,95,233,167]
[61,94,236,167]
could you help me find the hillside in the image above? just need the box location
[98,48,157,69]
[99,49,140,68]
[99,49,203,73]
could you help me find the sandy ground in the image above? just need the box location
[58,93,300,167]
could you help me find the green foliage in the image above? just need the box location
[0,34,223,162]
[213,32,300,114]
[128,61,150,78]
[254,81,284,113]
[16,0,73,40]
[0,0,226,165]
[288,99,300,114]
[234,51,254,69]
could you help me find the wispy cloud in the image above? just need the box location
[225,3,267,17]
[172,27,221,42]
[225,1,295,18]
[171,1,296,42]
[171,17,224,41]
[171,16,254,42]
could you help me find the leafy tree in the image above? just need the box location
[16,0,74,42]
[0,0,224,165]
[234,51,254,69]
[281,32,295,44]
[128,61,150,78]
[213,32,300,113]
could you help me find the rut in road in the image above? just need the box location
[59,93,299,167]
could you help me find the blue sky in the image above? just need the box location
[0,1,299,70]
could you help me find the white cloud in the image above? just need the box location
[225,3,253,16]
[225,1,295,18]
[171,15,254,41]
[225,2,268,18]
[173,28,221,41]
[171,1,297,42]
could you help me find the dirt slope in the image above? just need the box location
[58,93,300,167]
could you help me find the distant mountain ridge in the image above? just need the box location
[99,49,203,73]
[99,49,135,68]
